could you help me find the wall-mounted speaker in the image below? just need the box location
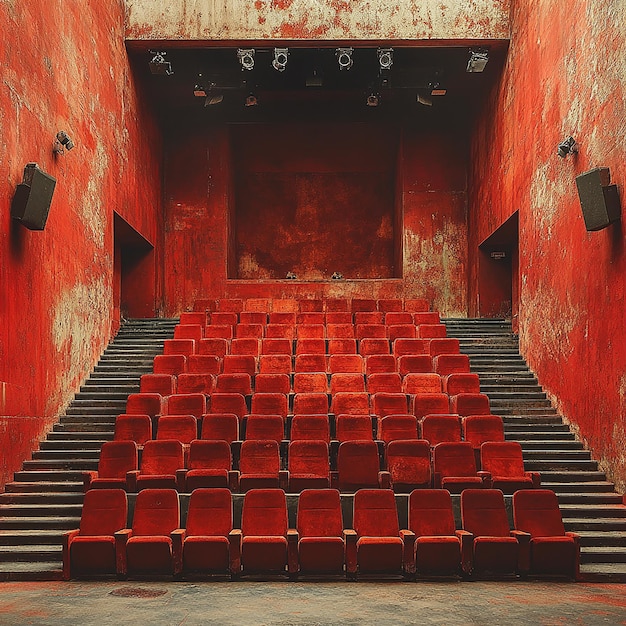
[10,163,56,231]
[575,167,621,232]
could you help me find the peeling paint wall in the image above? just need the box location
[469,0,626,489]
[126,0,510,43]
[0,1,162,487]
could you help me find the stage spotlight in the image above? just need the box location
[245,94,258,107]
[237,48,255,71]
[467,49,489,73]
[53,130,74,154]
[336,48,353,71]
[366,93,380,107]
[417,94,433,107]
[272,48,289,72]
[194,76,207,97]
[430,82,447,96]
[557,136,579,158]
[286,271,297,280]
[148,51,173,75]
[331,272,344,280]
[204,93,224,106]
[378,48,393,71]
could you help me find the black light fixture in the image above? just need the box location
[557,136,579,158]
[417,94,433,107]
[429,82,447,96]
[148,51,173,75]
[237,48,255,71]
[286,271,297,279]
[466,49,489,73]
[331,272,344,280]
[272,48,289,72]
[378,48,393,71]
[193,75,207,97]
[366,93,380,107]
[245,93,258,107]
[53,130,74,154]
[336,48,353,70]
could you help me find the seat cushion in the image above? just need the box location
[531,536,576,576]
[473,536,518,574]
[415,536,461,576]
[242,536,288,572]
[356,537,403,573]
[299,537,344,573]
[185,469,229,491]
[70,536,116,575]
[183,536,230,572]
[126,536,173,574]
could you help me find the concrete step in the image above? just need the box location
[525,459,599,471]
[0,530,66,546]
[507,431,575,440]
[4,482,83,493]
[14,470,87,482]
[539,470,607,482]
[581,547,626,564]
[0,545,62,563]
[74,392,130,402]
[577,531,626,547]
[31,450,100,461]
[0,504,84,518]
[523,450,592,460]
[565,518,626,531]
[21,460,98,471]
[39,440,105,451]
[545,481,617,494]
[0,561,63,581]
[560,504,626,518]
[0,492,84,505]
[0,517,80,531]
[519,441,582,450]
[557,493,624,505]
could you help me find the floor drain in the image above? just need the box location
[110,587,167,598]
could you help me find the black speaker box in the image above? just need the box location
[10,163,56,231]
[576,167,621,232]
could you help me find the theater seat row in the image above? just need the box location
[64,487,579,581]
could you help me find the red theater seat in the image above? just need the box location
[334,441,389,491]
[414,312,441,325]
[393,339,429,358]
[122,489,183,577]
[327,339,358,354]
[269,312,296,325]
[239,312,268,325]
[301,299,324,312]
[185,440,238,491]
[297,312,325,325]
[292,393,329,416]
[128,440,185,492]
[265,324,295,340]
[235,324,264,339]
[295,339,326,355]
[288,440,330,492]
[328,354,364,374]
[481,442,540,493]
[273,299,298,314]
[261,339,292,355]
[402,373,442,394]
[331,392,369,416]
[238,440,286,491]
[197,338,228,358]
[329,373,366,394]
[412,393,450,420]
[365,355,396,374]
[326,324,354,339]
[223,355,256,376]
[166,393,207,419]
[177,373,215,395]
[204,325,233,340]
[294,354,327,372]
[296,489,345,575]
[211,311,238,325]
[290,415,330,443]
[250,393,288,419]
[386,440,431,492]
[126,393,166,420]
[451,393,491,417]
[354,312,383,325]
[297,324,325,339]
[114,414,152,447]
[377,299,403,312]
[62,488,128,580]
[231,338,260,357]
[384,312,413,325]
[444,373,481,395]
[163,338,195,356]
[462,415,505,451]
[348,489,410,577]
[387,325,416,342]
[433,354,470,376]
[240,489,294,575]
[366,373,402,394]
[408,489,465,577]
[83,441,137,491]
[201,413,239,444]
[188,355,221,375]
[180,312,206,326]
[293,372,328,394]
[433,442,489,492]
[335,414,374,442]
[244,415,285,442]
[461,489,521,577]
[140,374,176,396]
[156,415,198,447]
[153,354,187,376]
[209,393,247,420]
[174,324,203,342]
[513,489,580,579]
[259,355,292,374]
[352,299,377,313]
[360,339,391,357]
[417,324,447,339]
[255,373,290,394]
[325,312,352,324]
[378,414,418,443]
[244,298,270,313]
[216,373,252,395]
[420,415,462,446]
[398,355,433,375]
[428,338,460,357]
[182,488,238,576]
[371,392,408,420]
[356,324,387,340]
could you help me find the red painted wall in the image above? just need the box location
[0,1,162,487]
[469,0,626,489]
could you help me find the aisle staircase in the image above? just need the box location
[444,318,626,582]
[0,319,177,580]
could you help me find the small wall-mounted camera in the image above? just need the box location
[53,130,74,155]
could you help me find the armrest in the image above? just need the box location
[287,529,299,575]
[343,529,358,578]
[529,471,541,488]
[126,470,140,493]
[511,530,531,574]
[330,471,339,489]
[378,471,391,490]
[228,470,240,492]
[400,529,416,575]
[229,529,242,577]
[82,471,96,492]
[62,529,80,580]
[171,528,186,575]
[278,470,289,491]
[114,529,132,577]
[432,472,442,489]
[175,469,187,492]
[477,471,492,487]
[455,530,473,576]
[566,532,582,580]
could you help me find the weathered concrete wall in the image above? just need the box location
[126,0,510,43]
[469,0,626,489]
[0,1,162,487]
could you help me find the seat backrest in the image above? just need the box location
[187,355,221,375]
[97,441,138,478]
[433,441,477,477]
[241,489,288,537]
[335,414,374,442]
[337,441,380,486]
[156,415,198,444]
[297,324,325,339]
[408,489,456,537]
[481,441,526,477]
[386,440,431,486]
[416,323,447,338]
[354,312,383,324]
[209,393,247,419]
[79,489,128,536]
[397,354,433,375]
[251,393,288,418]
[433,354,471,376]
[326,324,355,339]
[244,415,284,442]
[230,338,260,356]
[114,414,152,446]
[387,324,417,342]
[185,488,232,537]
[239,440,280,475]
[166,393,207,418]
[360,339,392,358]
[293,372,328,394]
[451,393,491,417]
[385,312,413,325]
[153,354,187,376]
[412,393,451,420]
[366,373,402,394]
[290,415,330,442]
[196,338,228,358]
[353,489,399,538]
[330,373,366,394]
[402,373,442,394]
[140,373,176,395]
[512,489,566,537]
[371,392,408,418]
[393,338,429,358]
[327,339,358,355]
[255,373,291,394]
[421,416,462,446]
[235,323,264,339]
[330,392,369,416]
[140,440,185,475]
[174,324,203,342]
[297,489,343,538]
[288,440,329,478]
[364,354,396,374]
[293,393,329,415]
[222,355,256,375]
[259,354,292,374]
[328,354,364,374]
[163,338,195,356]
[463,415,505,448]
[378,414,418,443]
[325,312,352,324]
[444,372,481,395]
[428,338,460,357]
[295,339,326,355]
[240,312,268,325]
[461,489,510,537]
[201,413,239,443]
[216,373,252,395]
[177,373,215,395]
[188,440,231,471]
[179,312,206,326]
[126,393,164,418]
[132,488,180,536]
[261,339,292,355]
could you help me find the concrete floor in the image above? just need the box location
[0,581,626,625]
